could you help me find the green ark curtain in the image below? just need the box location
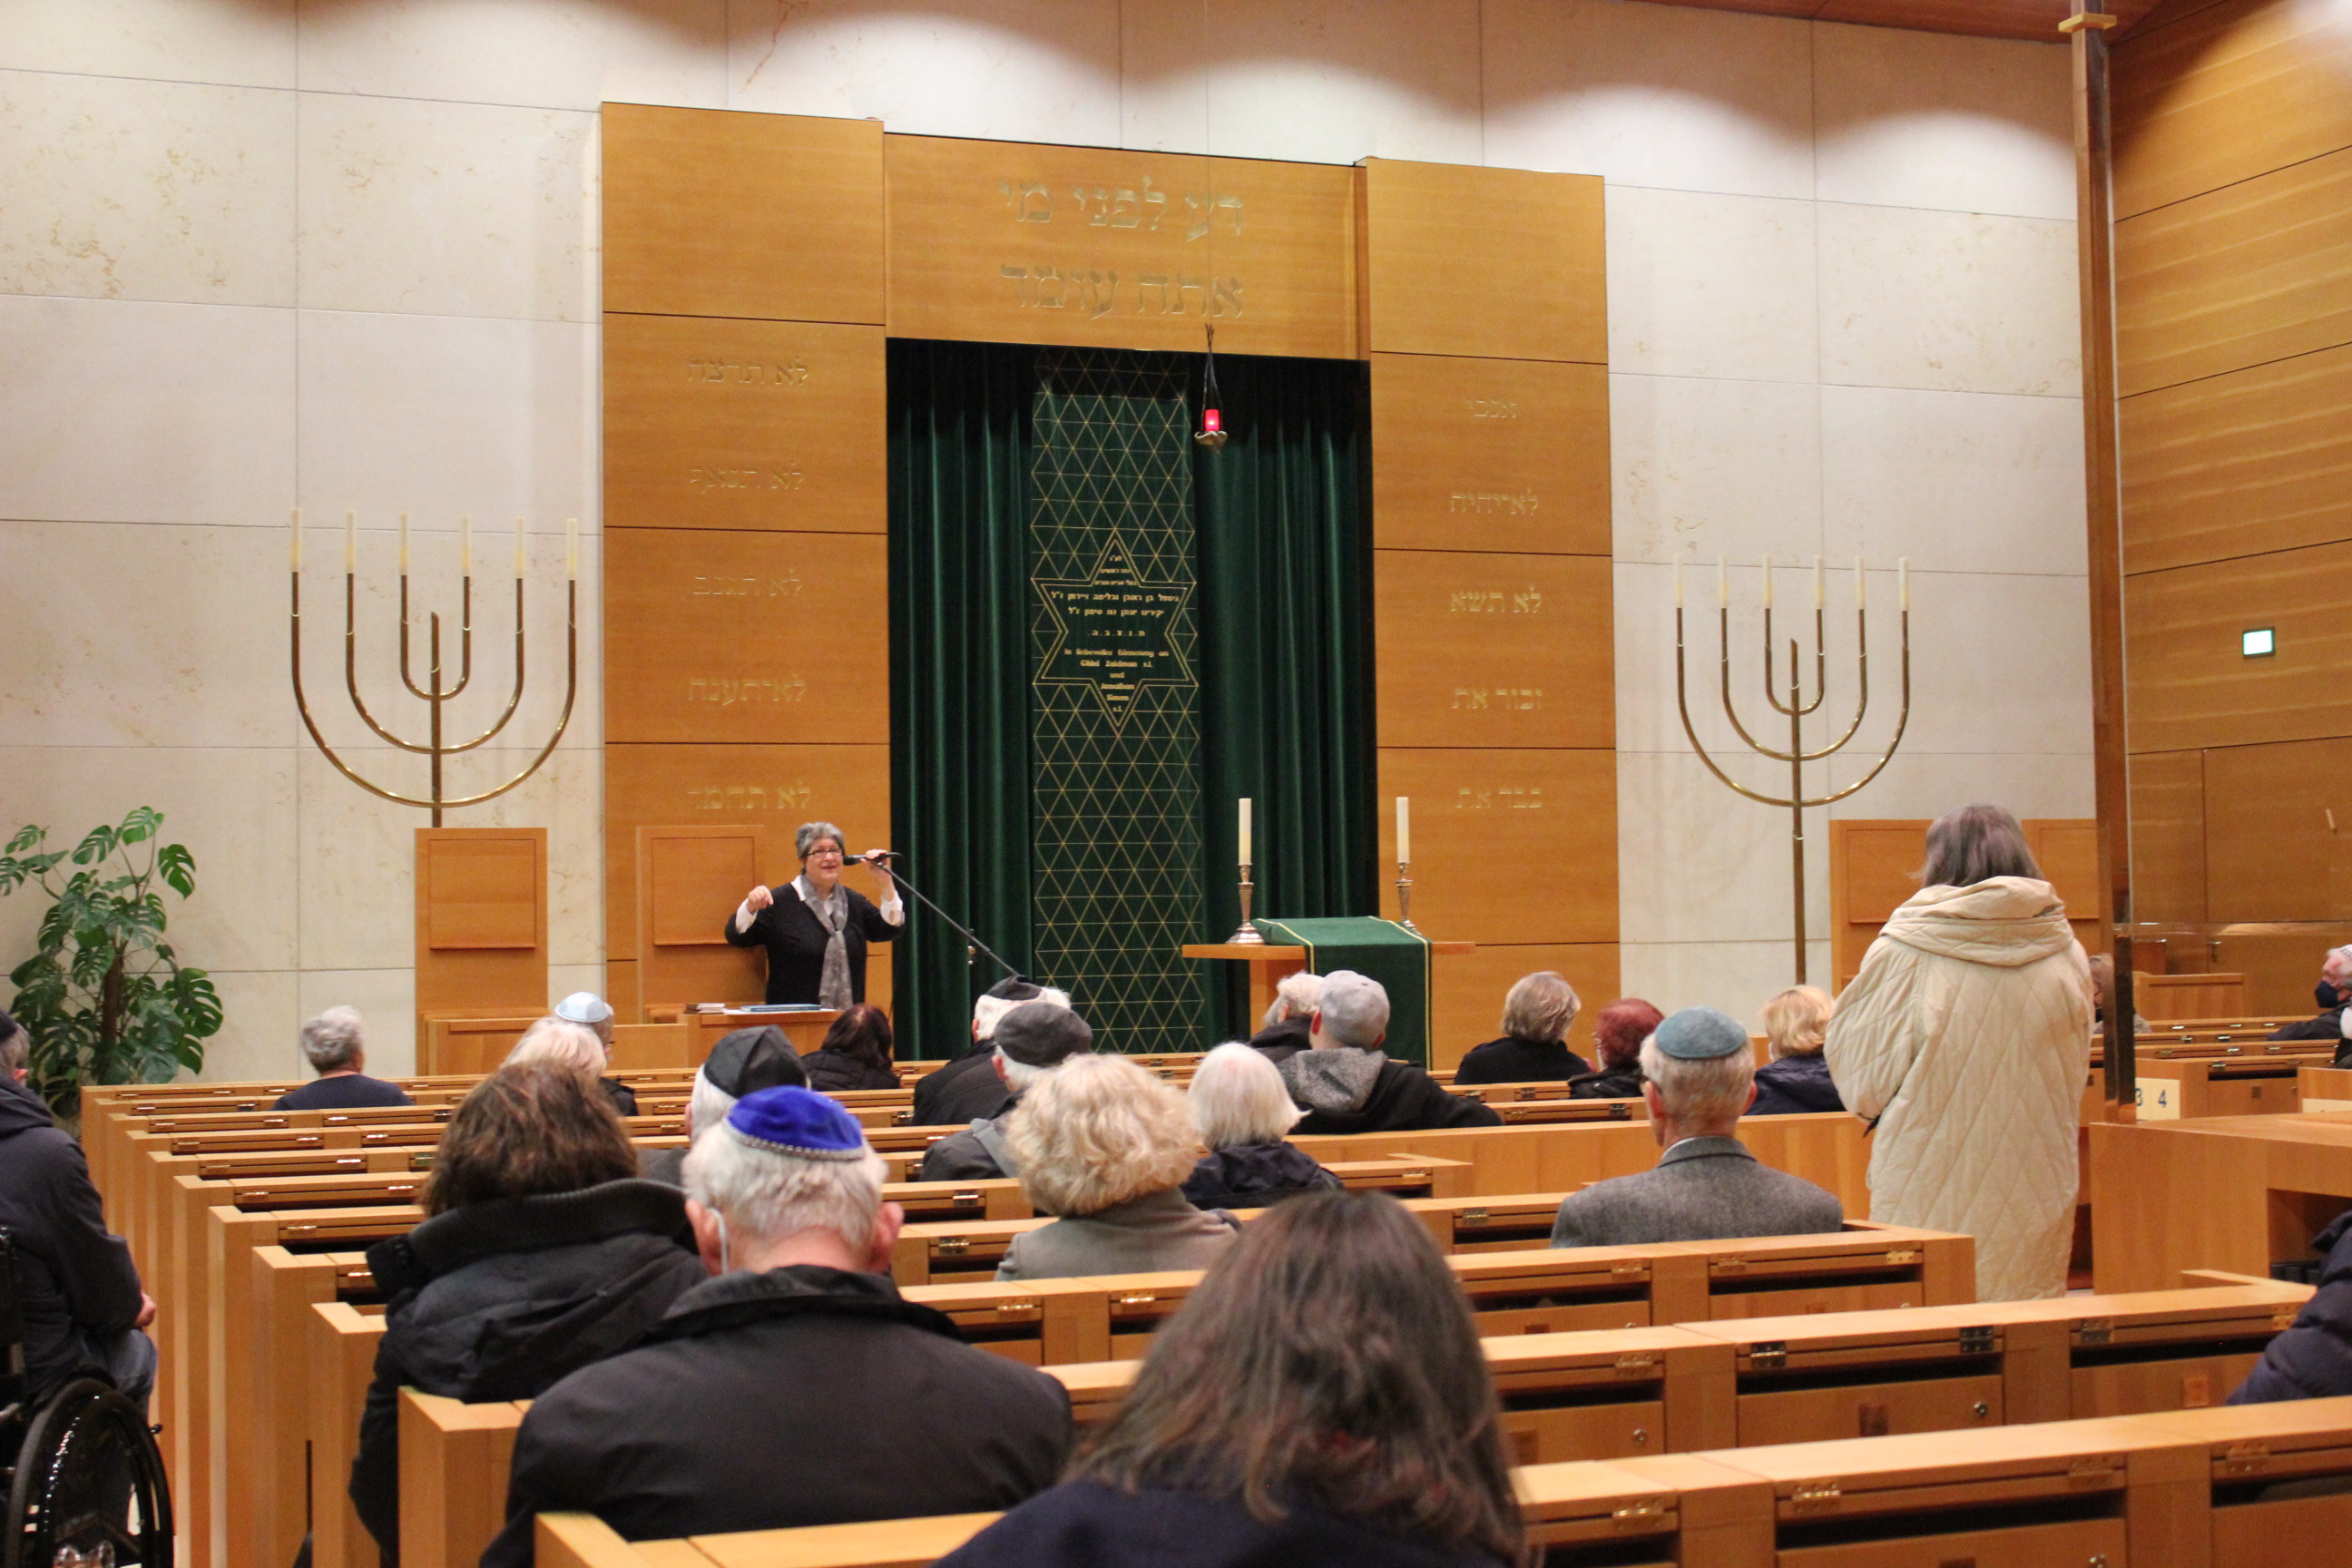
[889,340,1372,1055]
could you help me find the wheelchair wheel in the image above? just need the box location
[3,1378,172,1568]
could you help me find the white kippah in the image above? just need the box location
[554,991,614,1024]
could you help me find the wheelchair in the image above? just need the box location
[0,1231,172,1568]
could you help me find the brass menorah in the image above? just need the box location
[1674,554,1912,985]
[289,510,578,826]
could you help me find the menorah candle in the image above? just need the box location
[1899,557,1909,611]
[565,517,578,580]
[346,511,357,573]
[1813,555,1823,610]
[460,515,472,577]
[1238,798,1251,866]
[1856,557,1865,608]
[1673,556,1682,608]
[1396,796,1411,863]
[1718,555,1727,608]
[514,516,525,577]
[1761,554,1773,609]
[289,507,301,571]
[399,513,410,575]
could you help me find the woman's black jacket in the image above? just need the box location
[348,1179,705,1563]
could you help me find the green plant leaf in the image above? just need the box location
[6,824,44,856]
[70,824,118,867]
[157,842,196,898]
[119,807,162,846]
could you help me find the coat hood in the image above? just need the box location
[1279,1046,1384,1113]
[647,1263,965,1345]
[1879,877,2076,967]
[368,1177,692,1291]
[0,1073,55,1137]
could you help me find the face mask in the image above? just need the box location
[711,1209,733,1274]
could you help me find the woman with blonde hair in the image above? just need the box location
[1826,803,2092,1300]
[1180,1043,1341,1210]
[505,1014,639,1117]
[1454,970,1589,1084]
[996,1054,1239,1282]
[1749,986,1844,1116]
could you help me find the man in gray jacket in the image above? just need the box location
[1551,1006,1842,1249]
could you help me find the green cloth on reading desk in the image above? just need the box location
[1251,917,1433,1068]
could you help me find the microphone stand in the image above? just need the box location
[858,856,1026,988]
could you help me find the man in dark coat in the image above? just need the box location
[910,979,1071,1128]
[2230,1206,2352,1404]
[1278,972,1500,1136]
[351,1178,704,1561]
[1553,1008,1841,1249]
[485,1088,1069,1566]
[639,1026,806,1188]
[0,1014,153,1407]
[917,1004,1093,1181]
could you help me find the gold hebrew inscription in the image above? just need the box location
[1450,490,1540,515]
[1449,687,1544,711]
[686,358,808,387]
[688,675,808,706]
[687,466,806,493]
[997,265,1243,318]
[1446,586,1545,615]
[1454,787,1546,810]
[998,178,1242,238]
[685,782,816,814]
[691,573,804,599]
[1466,399,1519,419]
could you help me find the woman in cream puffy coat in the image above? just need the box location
[1825,805,2093,1302]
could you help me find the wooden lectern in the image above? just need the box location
[413,828,548,1060]
[1181,941,1475,1023]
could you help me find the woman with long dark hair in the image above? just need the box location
[936,1190,1524,1567]
[801,1004,900,1092]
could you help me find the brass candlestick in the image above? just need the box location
[1396,862,1420,934]
[291,513,578,826]
[1228,864,1265,945]
[1674,557,1912,985]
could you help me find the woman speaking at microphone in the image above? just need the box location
[722,821,902,1006]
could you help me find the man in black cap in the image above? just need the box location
[910,978,1073,1128]
[485,1088,1069,1566]
[916,1003,1094,1182]
[640,1025,807,1187]
[1551,1006,1842,1249]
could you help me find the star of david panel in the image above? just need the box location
[1029,348,1209,1053]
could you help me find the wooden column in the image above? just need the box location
[601,106,894,1020]
[1358,160,1617,1067]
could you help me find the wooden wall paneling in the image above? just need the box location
[635,825,774,1016]
[2025,819,2106,958]
[412,828,548,1056]
[1829,820,1929,987]
[2123,542,2352,753]
[1429,943,1622,1070]
[2121,340,2352,576]
[602,105,886,322]
[2200,737,2352,920]
[603,316,887,534]
[603,528,889,744]
[2128,749,2209,922]
[2115,145,2352,397]
[2112,0,2352,220]
[1368,355,1611,554]
[1201,156,1359,361]
[2210,929,2352,1014]
[1374,749,1618,946]
[1372,550,1613,750]
[1359,160,1606,364]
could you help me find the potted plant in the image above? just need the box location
[0,808,222,1118]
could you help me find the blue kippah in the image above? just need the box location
[723,1085,868,1161]
[1653,1006,1750,1061]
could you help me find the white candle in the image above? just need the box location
[1717,554,1728,609]
[1396,797,1411,864]
[345,510,357,573]
[398,513,410,575]
[1673,556,1683,609]
[564,517,578,580]
[1813,555,1823,610]
[1899,556,1909,612]
[1761,554,1773,610]
[289,507,301,571]
[1238,799,1251,867]
[514,516,525,578]
[460,514,472,578]
[1855,556,1865,609]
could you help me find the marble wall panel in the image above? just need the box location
[0,0,294,87]
[1814,24,2075,220]
[1818,202,2080,397]
[199,966,301,1083]
[1612,373,1822,567]
[1618,938,1832,1024]
[0,296,294,528]
[1190,0,1482,165]
[1617,750,1834,946]
[1605,186,1819,383]
[0,521,296,749]
[299,0,726,113]
[0,69,295,307]
[1483,0,1814,200]
[294,965,418,1077]
[297,93,596,321]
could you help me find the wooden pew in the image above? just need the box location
[2135,1054,2324,1122]
[400,1390,529,1568]
[2300,1064,2352,1113]
[309,1300,389,1568]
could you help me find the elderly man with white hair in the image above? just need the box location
[2269,945,2352,1048]
[1550,1007,1843,1250]
[639,1025,808,1187]
[912,976,1075,1127]
[484,1085,1071,1568]
[1279,970,1501,1135]
[273,1006,415,1110]
[1246,969,1322,1064]
[917,1003,1094,1181]
[1181,1043,1342,1210]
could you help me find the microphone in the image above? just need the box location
[845,849,897,865]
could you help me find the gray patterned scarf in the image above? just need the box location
[794,875,854,1009]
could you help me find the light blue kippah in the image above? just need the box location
[723,1085,868,1161]
[1652,1006,1749,1061]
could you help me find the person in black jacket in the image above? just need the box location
[1566,997,1662,1100]
[349,1060,703,1564]
[1749,985,1846,1117]
[934,1191,1523,1568]
[1278,972,1500,1136]
[910,979,1073,1127]
[722,822,901,1006]
[639,1026,807,1188]
[484,1086,1069,1567]
[274,1006,415,1111]
[2271,946,2352,1046]
[1245,971,1321,1066]
[801,1004,900,1093]
[1453,971,1592,1085]
[917,1004,1094,1181]
[1181,1044,1341,1210]
[0,1012,153,1408]
[2231,1206,2352,1404]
